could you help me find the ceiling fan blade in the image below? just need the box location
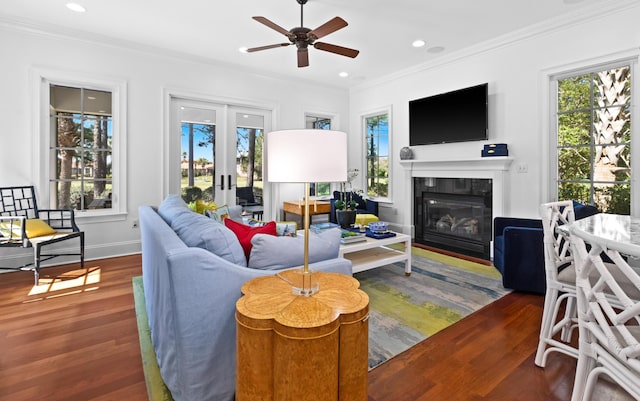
[313,42,360,58]
[298,48,309,68]
[246,43,291,52]
[307,17,348,40]
[252,16,293,39]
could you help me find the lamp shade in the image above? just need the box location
[266,129,348,183]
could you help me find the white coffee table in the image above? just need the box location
[339,231,412,275]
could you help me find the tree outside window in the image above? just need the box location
[556,65,631,214]
[50,85,113,210]
[365,113,389,198]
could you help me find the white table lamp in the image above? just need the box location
[265,129,347,296]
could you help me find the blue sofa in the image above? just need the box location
[329,191,379,224]
[139,195,352,401]
[492,201,598,294]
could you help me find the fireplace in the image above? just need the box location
[414,177,492,260]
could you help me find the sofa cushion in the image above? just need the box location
[171,211,247,267]
[248,228,341,270]
[224,218,277,260]
[158,194,191,226]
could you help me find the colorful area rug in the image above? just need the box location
[355,247,509,369]
[133,247,508,400]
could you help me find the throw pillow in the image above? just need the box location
[171,211,247,267]
[246,218,298,237]
[206,205,230,222]
[157,194,191,226]
[248,227,341,270]
[224,218,277,260]
[0,218,57,239]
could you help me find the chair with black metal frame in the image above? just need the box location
[0,186,84,284]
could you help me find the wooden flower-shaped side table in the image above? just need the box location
[235,270,369,401]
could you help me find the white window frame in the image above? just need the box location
[361,106,392,203]
[541,49,639,216]
[304,110,340,198]
[32,67,128,221]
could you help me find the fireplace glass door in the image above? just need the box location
[414,178,492,260]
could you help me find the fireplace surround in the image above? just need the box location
[414,178,492,259]
[401,157,513,260]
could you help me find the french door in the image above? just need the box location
[168,97,271,208]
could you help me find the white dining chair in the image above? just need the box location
[569,226,640,401]
[535,200,579,367]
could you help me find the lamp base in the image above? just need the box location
[277,268,319,297]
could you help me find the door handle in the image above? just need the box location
[220,175,225,190]
[228,175,232,190]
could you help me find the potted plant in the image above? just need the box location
[334,197,358,229]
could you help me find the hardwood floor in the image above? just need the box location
[0,255,632,401]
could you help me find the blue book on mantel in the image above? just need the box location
[347,227,396,239]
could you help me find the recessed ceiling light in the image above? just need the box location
[412,40,426,48]
[427,46,445,54]
[238,47,248,53]
[66,3,86,12]
[339,72,349,78]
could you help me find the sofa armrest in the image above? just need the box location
[493,217,542,240]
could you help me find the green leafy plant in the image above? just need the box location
[334,198,357,211]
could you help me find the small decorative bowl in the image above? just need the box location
[368,221,388,233]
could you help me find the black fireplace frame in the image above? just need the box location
[414,178,492,260]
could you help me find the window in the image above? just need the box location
[37,69,126,217]
[306,114,332,197]
[364,112,390,198]
[554,64,632,214]
[49,85,113,211]
[181,119,215,202]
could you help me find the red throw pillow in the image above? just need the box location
[224,218,277,260]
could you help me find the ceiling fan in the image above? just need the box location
[247,0,359,68]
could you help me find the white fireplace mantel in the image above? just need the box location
[400,157,514,233]
[400,157,513,173]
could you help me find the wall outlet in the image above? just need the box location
[516,163,528,173]
[132,219,139,229]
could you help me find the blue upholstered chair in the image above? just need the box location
[492,201,598,294]
[329,191,379,224]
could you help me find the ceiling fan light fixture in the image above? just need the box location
[238,47,249,53]
[247,0,359,68]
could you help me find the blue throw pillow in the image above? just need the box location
[247,228,341,270]
[171,211,247,267]
[157,194,191,226]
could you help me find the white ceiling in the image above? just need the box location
[0,0,621,89]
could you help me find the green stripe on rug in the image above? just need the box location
[411,247,502,278]
[132,276,175,401]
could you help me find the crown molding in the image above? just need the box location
[350,0,640,94]
[0,14,347,92]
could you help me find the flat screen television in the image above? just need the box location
[409,83,488,146]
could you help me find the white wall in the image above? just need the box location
[0,24,349,263]
[348,3,640,233]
